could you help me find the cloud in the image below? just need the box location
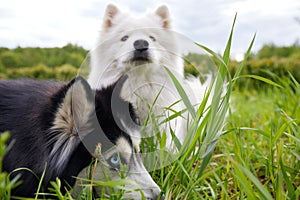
[0,0,299,57]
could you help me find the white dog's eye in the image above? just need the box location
[121,35,129,41]
[149,36,156,41]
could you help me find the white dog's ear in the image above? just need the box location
[155,5,171,29]
[103,4,120,30]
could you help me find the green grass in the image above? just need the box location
[212,78,300,199]
[1,16,299,199]
[2,78,299,199]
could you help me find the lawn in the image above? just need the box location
[142,75,299,200]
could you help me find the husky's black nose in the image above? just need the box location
[134,39,149,51]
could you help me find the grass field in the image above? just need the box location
[0,19,299,199]
[51,76,300,200]
[205,82,300,199]
[1,80,298,199]
[149,78,300,200]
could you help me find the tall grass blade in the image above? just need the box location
[164,67,196,118]
[35,164,47,200]
[194,14,241,179]
[232,162,257,200]
[288,71,300,87]
[237,75,283,88]
[223,13,237,66]
[279,159,295,199]
[233,33,256,80]
[194,43,226,67]
[234,163,273,200]
[283,132,300,144]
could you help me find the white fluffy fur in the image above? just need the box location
[88,4,209,149]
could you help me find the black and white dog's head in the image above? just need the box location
[49,76,161,199]
[0,76,161,199]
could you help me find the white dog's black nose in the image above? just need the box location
[134,39,149,51]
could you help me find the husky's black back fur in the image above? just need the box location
[0,77,136,197]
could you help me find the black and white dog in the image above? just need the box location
[0,76,161,199]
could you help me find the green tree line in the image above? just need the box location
[0,44,87,68]
[185,42,300,89]
[0,43,299,88]
[0,44,87,80]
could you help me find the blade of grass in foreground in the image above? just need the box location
[237,74,283,88]
[196,13,237,173]
[160,13,269,199]
[233,33,256,80]
[279,158,296,200]
[164,67,196,118]
[161,15,239,199]
[232,162,273,200]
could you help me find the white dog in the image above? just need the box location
[88,4,209,150]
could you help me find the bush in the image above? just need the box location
[257,43,300,58]
[0,51,22,68]
[5,64,78,80]
[55,64,78,80]
[0,44,88,69]
[228,56,300,89]
[184,44,300,89]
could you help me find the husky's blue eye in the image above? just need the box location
[121,35,129,41]
[111,154,119,164]
[108,153,120,169]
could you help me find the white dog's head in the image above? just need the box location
[89,4,183,88]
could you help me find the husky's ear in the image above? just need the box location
[155,5,171,29]
[52,76,94,139]
[49,76,95,172]
[103,4,121,30]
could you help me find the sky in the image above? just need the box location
[0,0,299,59]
